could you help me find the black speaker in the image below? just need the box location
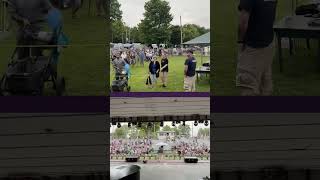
[184,157,198,163]
[126,157,139,162]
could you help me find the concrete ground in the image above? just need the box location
[111,161,210,180]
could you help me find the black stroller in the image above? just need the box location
[0,9,68,96]
[111,66,131,92]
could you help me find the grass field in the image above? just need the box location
[213,0,320,96]
[0,2,107,96]
[110,55,210,92]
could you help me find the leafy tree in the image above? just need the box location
[197,128,210,138]
[112,20,126,43]
[162,125,172,131]
[140,0,173,44]
[169,25,182,46]
[136,122,161,138]
[128,126,140,139]
[182,24,210,42]
[130,26,143,43]
[138,128,147,138]
[110,0,122,22]
[172,127,179,136]
[114,125,128,139]
[177,124,191,138]
[183,24,201,42]
[110,0,124,42]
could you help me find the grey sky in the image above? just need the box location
[118,0,210,28]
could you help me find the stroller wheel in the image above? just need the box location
[126,86,131,92]
[55,77,66,96]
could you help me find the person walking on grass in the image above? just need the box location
[71,0,81,19]
[158,145,164,162]
[139,49,146,66]
[7,0,53,58]
[237,0,277,96]
[184,50,197,92]
[160,53,169,87]
[95,0,107,17]
[148,56,160,89]
[112,52,126,80]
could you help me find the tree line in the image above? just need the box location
[112,122,210,139]
[110,0,210,46]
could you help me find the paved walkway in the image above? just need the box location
[111,159,210,164]
[111,162,210,180]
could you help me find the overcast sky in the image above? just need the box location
[118,0,210,28]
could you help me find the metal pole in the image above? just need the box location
[1,0,3,32]
[125,28,128,43]
[292,0,294,16]
[180,16,183,47]
[3,0,6,31]
[88,0,91,16]
[192,122,193,138]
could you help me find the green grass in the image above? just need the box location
[213,0,320,96]
[110,55,210,92]
[0,2,107,96]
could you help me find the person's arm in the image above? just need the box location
[238,10,250,43]
[148,63,152,75]
[238,0,253,50]
[160,64,168,71]
[184,60,188,77]
[41,0,53,13]
[7,0,28,25]
[156,62,160,73]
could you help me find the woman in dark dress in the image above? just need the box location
[148,56,160,88]
[160,53,169,87]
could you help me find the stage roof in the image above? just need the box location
[183,32,210,46]
[110,97,210,122]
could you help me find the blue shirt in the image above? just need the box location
[152,63,157,74]
[125,63,130,79]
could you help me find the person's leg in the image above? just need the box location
[72,0,81,18]
[192,75,196,92]
[151,74,156,88]
[164,72,168,87]
[184,76,192,92]
[236,46,262,96]
[101,0,107,16]
[160,72,164,85]
[95,0,102,16]
[154,74,157,85]
[260,44,274,96]
[16,28,28,59]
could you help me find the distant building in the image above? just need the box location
[158,131,175,141]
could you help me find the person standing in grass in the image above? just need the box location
[160,53,169,87]
[124,59,131,80]
[112,52,126,80]
[7,0,53,58]
[158,145,164,162]
[71,0,81,18]
[139,49,145,67]
[184,50,197,92]
[148,56,160,88]
[237,0,277,96]
[95,0,107,17]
